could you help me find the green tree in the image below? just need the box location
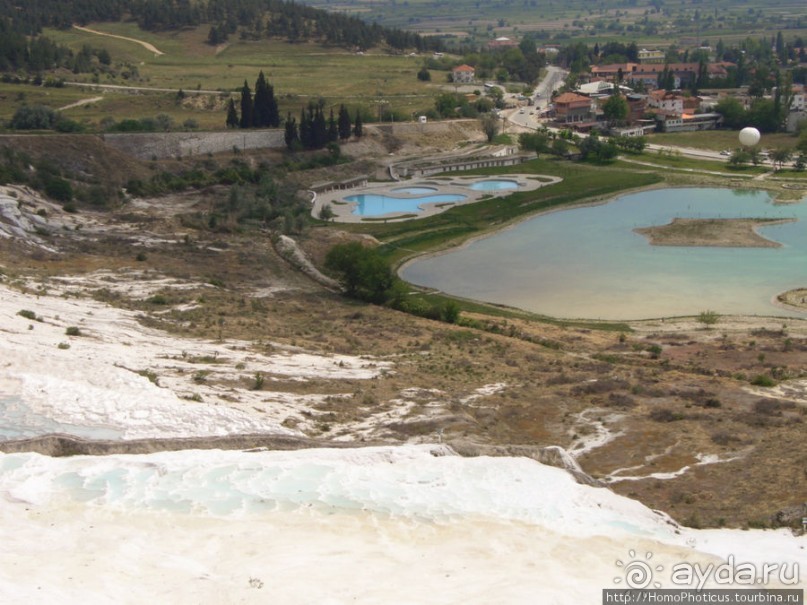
[253,71,272,127]
[747,98,779,133]
[714,97,746,130]
[417,66,431,81]
[226,99,239,128]
[769,148,792,171]
[353,110,363,138]
[602,94,628,126]
[480,114,499,143]
[325,242,395,304]
[10,105,58,130]
[550,137,569,157]
[337,105,352,141]
[239,81,253,129]
[327,108,338,142]
[728,149,751,167]
[518,132,550,156]
[284,113,299,149]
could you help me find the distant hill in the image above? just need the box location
[0,0,442,54]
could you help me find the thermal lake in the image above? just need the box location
[400,187,807,320]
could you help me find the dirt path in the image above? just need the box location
[73,25,164,56]
[58,96,103,111]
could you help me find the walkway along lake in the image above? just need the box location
[400,187,807,320]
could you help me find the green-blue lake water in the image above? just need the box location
[400,188,807,320]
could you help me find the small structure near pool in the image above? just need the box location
[312,174,561,223]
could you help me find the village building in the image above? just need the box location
[589,62,733,90]
[637,48,665,63]
[452,64,475,84]
[553,92,595,124]
[488,37,518,50]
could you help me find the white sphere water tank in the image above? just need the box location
[738,126,761,147]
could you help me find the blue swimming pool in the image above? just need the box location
[347,193,467,216]
[469,179,520,191]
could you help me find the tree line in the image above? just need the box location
[225,72,363,151]
[0,17,110,73]
[0,0,441,54]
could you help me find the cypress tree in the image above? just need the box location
[327,108,338,142]
[338,104,352,140]
[268,83,280,127]
[284,113,299,149]
[239,81,253,129]
[313,106,327,148]
[253,71,271,127]
[226,98,239,128]
[299,107,312,149]
[353,110,363,138]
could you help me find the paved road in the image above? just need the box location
[505,66,567,131]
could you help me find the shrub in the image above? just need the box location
[65,326,82,336]
[17,309,38,321]
[697,310,720,327]
[750,374,776,387]
[10,105,58,130]
[253,372,265,390]
[43,176,73,202]
[649,408,685,422]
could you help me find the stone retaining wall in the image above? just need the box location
[102,130,286,160]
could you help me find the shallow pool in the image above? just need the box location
[469,179,520,191]
[401,188,807,319]
[347,193,467,217]
[0,396,123,441]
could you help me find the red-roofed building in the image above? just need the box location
[452,64,476,84]
[590,62,734,89]
[553,92,594,123]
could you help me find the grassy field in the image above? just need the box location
[38,24,445,130]
[648,130,802,153]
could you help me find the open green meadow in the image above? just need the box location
[37,24,446,130]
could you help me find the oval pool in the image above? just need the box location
[401,188,807,319]
[469,179,520,191]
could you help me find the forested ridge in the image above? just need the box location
[0,0,441,72]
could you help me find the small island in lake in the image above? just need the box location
[634,217,796,248]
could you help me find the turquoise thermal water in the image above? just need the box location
[469,179,520,191]
[0,396,123,441]
[400,187,807,320]
[347,193,467,216]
